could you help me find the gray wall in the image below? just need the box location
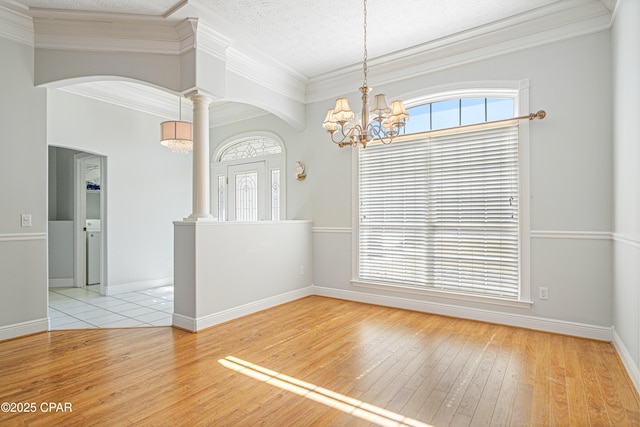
[0,37,48,330]
[212,31,614,329]
[612,0,640,375]
[0,4,637,391]
[48,146,78,221]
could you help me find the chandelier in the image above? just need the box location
[322,0,409,148]
[160,95,192,154]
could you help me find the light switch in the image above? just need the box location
[21,213,32,227]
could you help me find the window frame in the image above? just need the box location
[212,132,286,221]
[351,81,532,308]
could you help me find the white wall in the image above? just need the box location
[173,220,313,331]
[612,0,640,391]
[0,37,48,339]
[46,90,192,294]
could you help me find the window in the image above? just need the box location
[213,134,286,221]
[403,97,514,134]
[357,94,527,302]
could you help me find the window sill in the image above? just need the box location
[351,279,533,309]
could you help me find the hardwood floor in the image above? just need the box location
[0,296,638,426]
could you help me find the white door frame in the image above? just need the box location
[73,153,108,293]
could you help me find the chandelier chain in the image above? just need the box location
[363,0,368,88]
[321,0,409,148]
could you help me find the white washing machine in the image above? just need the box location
[86,219,101,285]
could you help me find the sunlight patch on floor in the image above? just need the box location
[219,355,434,427]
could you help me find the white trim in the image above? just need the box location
[607,0,620,25]
[104,277,173,296]
[48,278,74,288]
[30,10,183,55]
[351,280,533,309]
[172,286,313,332]
[312,286,612,341]
[612,327,640,395]
[226,47,306,103]
[0,1,33,46]
[307,0,612,102]
[171,313,198,332]
[173,219,312,227]
[531,230,612,240]
[188,19,230,60]
[401,82,521,109]
[312,227,352,234]
[0,233,46,242]
[218,227,618,241]
[612,233,640,248]
[0,318,48,342]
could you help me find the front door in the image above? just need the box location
[227,162,266,221]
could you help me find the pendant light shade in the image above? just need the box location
[160,96,193,154]
[160,120,192,153]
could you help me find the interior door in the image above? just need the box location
[228,162,266,221]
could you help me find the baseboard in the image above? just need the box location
[172,286,314,332]
[612,327,640,395]
[104,277,173,296]
[171,313,197,332]
[312,286,613,341]
[48,278,74,288]
[0,318,48,342]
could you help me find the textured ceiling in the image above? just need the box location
[16,0,564,78]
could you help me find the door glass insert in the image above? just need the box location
[235,172,258,221]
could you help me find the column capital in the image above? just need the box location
[184,90,215,105]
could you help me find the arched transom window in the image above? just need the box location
[219,137,283,161]
[213,135,286,221]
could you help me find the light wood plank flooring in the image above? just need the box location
[1,296,638,426]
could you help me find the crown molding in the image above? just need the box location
[600,0,617,12]
[1,0,612,127]
[226,47,307,104]
[61,81,186,120]
[168,0,307,103]
[191,19,230,61]
[307,0,613,103]
[24,6,305,104]
[59,80,267,128]
[0,0,33,46]
[30,9,184,55]
[209,102,269,128]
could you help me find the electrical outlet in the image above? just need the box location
[539,287,549,300]
[21,213,32,227]
[299,266,304,275]
[168,259,173,269]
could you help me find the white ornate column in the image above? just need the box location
[186,91,213,221]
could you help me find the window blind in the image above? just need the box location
[358,122,520,299]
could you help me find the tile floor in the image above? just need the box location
[48,285,173,329]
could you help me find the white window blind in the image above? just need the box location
[358,122,520,299]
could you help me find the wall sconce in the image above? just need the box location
[296,161,306,181]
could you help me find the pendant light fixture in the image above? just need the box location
[160,95,192,154]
